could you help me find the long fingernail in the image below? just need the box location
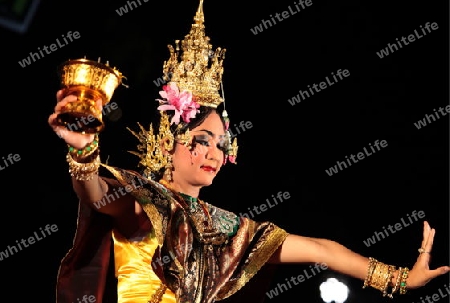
[66,95,78,101]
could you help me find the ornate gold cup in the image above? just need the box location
[56,58,127,133]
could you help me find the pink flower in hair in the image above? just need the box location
[227,155,237,164]
[156,82,200,124]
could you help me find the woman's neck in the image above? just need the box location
[159,179,200,198]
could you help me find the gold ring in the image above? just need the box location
[418,248,430,254]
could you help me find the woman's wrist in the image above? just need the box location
[363,257,409,298]
[67,149,101,181]
[68,134,99,160]
[66,134,101,181]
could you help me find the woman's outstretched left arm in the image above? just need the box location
[268,221,449,290]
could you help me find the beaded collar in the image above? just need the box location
[158,179,237,243]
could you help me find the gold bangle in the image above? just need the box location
[371,262,390,292]
[399,267,409,294]
[363,257,378,288]
[363,258,398,296]
[388,267,403,298]
[382,265,396,297]
[66,150,100,181]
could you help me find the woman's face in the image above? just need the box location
[170,111,228,189]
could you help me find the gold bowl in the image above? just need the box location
[56,58,126,133]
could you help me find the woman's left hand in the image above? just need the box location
[406,221,450,289]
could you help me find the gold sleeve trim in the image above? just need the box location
[218,226,289,299]
[142,203,164,246]
[101,164,165,245]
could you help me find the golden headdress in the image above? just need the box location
[128,0,238,179]
[162,0,226,108]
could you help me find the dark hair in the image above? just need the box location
[170,105,225,134]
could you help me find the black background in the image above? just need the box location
[0,0,448,302]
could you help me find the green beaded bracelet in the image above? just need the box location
[399,267,409,295]
[68,134,99,158]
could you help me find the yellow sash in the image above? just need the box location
[112,227,176,303]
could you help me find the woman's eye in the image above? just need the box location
[196,140,210,146]
[217,143,229,153]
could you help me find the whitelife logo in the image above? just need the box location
[18,31,81,67]
[0,153,21,171]
[376,22,438,59]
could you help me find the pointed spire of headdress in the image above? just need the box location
[162,0,226,108]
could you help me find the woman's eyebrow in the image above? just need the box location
[195,129,227,139]
[197,129,214,136]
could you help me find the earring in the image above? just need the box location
[163,155,173,181]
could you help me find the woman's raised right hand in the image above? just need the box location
[48,89,103,149]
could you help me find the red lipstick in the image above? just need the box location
[201,166,216,172]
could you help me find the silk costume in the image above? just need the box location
[56,166,289,303]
